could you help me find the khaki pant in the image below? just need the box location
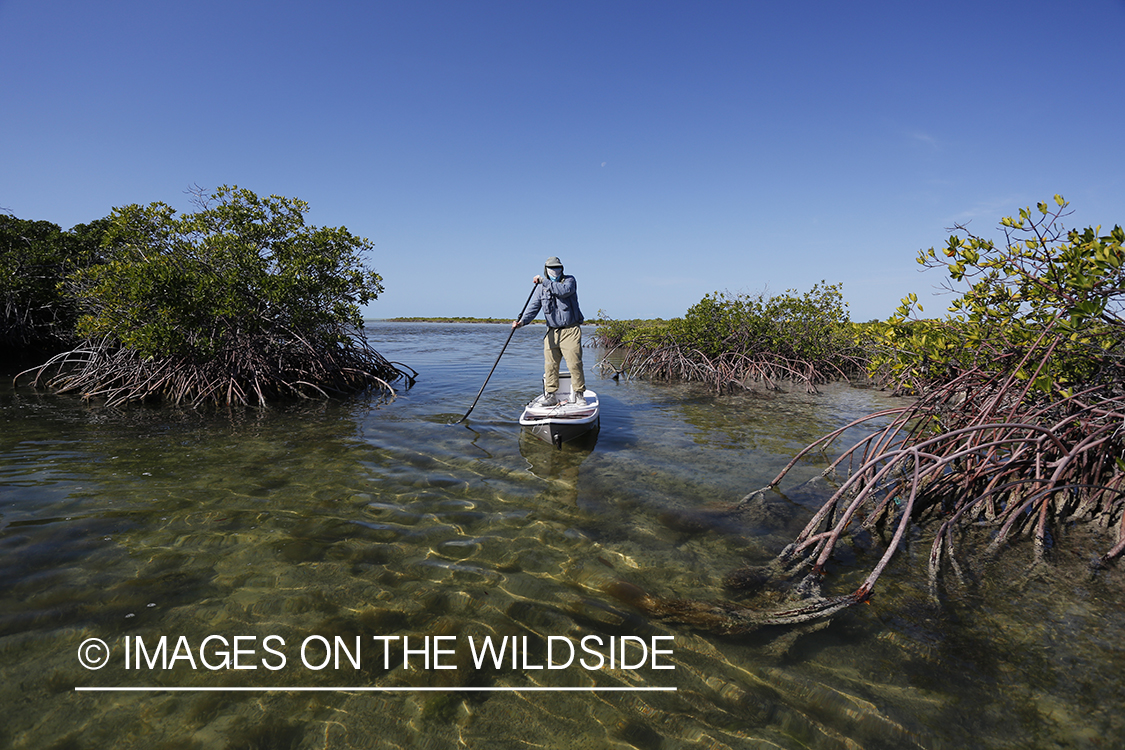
[543,325,585,394]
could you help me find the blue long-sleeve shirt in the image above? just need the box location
[518,275,584,328]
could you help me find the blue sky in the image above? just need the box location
[3,1,1123,322]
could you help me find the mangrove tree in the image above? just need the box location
[16,186,412,405]
[1,214,107,351]
[594,282,869,393]
[623,197,1125,634]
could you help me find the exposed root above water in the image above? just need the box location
[14,329,416,407]
[602,200,1125,636]
[628,382,1125,637]
[610,379,1125,638]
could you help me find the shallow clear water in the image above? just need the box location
[1,322,1121,749]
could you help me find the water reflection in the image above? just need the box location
[519,426,598,480]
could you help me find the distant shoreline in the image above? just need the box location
[377,317,519,324]
[374,317,595,325]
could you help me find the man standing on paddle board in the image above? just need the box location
[512,256,587,406]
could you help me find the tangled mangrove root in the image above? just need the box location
[647,377,1125,637]
[769,373,1125,602]
[596,344,865,394]
[602,201,1125,636]
[14,329,415,407]
[611,363,1125,637]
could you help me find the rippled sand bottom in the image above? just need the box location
[3,324,1123,749]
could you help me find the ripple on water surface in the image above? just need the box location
[0,324,1122,749]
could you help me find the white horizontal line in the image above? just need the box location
[76,686,676,693]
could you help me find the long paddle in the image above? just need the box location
[455,282,539,424]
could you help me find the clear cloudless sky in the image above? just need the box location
[2,0,1123,322]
